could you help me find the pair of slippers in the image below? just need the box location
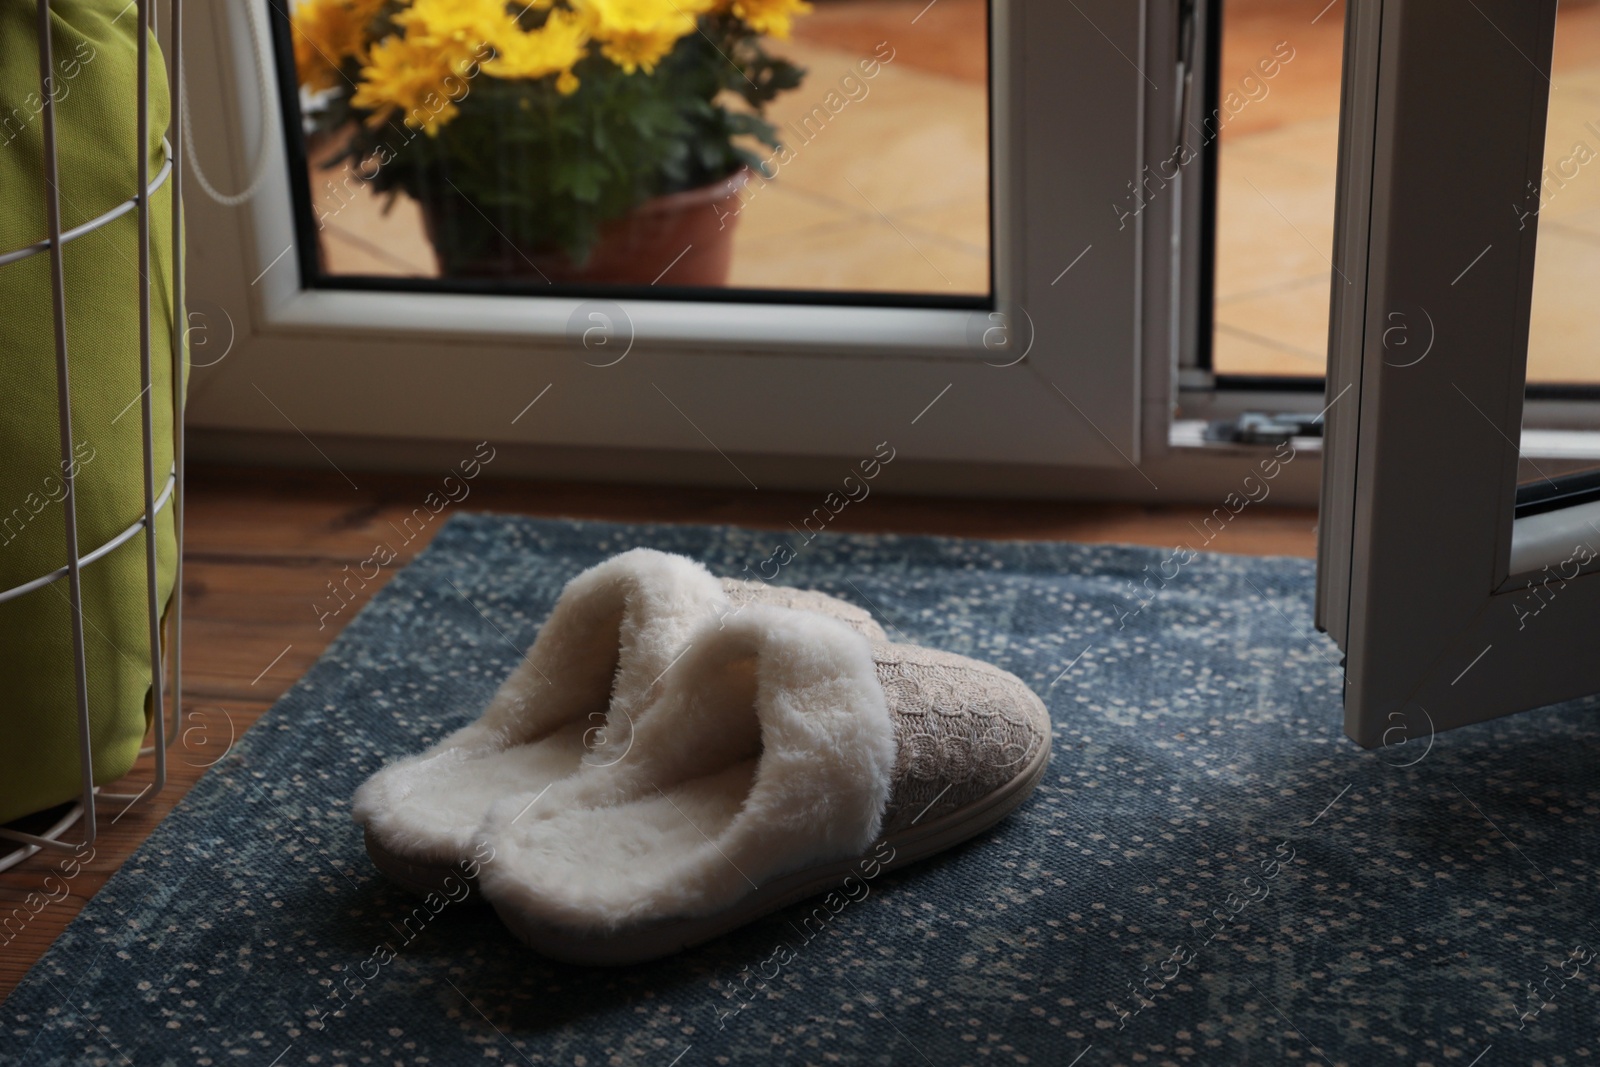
[351,549,1052,965]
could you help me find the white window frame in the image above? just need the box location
[1313,0,1600,747]
[175,1,1353,502]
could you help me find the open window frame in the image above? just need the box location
[1315,0,1600,747]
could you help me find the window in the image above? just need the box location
[1196,0,1600,401]
[1206,0,1342,383]
[1524,0,1600,392]
[273,0,992,305]
[185,0,1195,490]
[1316,0,1600,743]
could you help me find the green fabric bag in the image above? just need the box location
[0,0,182,825]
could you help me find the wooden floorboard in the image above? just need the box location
[0,465,1317,999]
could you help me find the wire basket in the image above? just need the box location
[0,0,185,873]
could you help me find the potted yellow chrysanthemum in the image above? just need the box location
[291,0,810,284]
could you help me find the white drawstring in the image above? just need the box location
[179,0,278,207]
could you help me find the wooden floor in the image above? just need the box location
[0,466,1318,999]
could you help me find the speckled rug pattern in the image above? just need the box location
[6,514,1600,1067]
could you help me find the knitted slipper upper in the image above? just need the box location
[871,640,1051,835]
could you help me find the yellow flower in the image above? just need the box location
[729,0,810,39]
[351,34,463,135]
[393,0,517,55]
[351,0,529,135]
[292,0,385,92]
[570,0,699,74]
[483,8,589,87]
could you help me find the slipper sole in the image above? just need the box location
[490,727,1054,966]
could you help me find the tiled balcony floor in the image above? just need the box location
[1215,0,1600,385]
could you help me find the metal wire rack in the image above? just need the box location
[0,0,185,874]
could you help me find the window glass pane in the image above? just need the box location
[1525,0,1600,388]
[1209,0,1343,379]
[277,0,990,303]
[1514,3,1600,511]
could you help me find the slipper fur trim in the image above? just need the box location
[351,548,728,865]
[719,579,886,640]
[475,605,894,935]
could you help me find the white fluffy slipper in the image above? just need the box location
[473,604,1052,965]
[352,550,885,896]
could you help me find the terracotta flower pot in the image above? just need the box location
[424,167,752,287]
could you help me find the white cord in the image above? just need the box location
[179,0,279,207]
[0,797,90,874]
